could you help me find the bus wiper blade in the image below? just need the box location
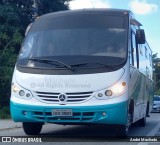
[29,58,74,71]
[71,62,116,70]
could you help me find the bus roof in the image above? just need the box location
[38,8,131,19]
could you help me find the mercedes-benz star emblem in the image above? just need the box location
[59,93,67,102]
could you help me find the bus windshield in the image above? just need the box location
[17,13,128,69]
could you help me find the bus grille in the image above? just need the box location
[34,91,93,103]
[32,111,95,122]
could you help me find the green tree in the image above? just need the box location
[0,3,23,107]
[37,0,71,15]
[153,53,160,66]
[153,53,160,95]
[0,0,72,109]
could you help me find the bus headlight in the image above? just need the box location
[95,82,127,100]
[12,83,32,99]
[105,90,113,96]
[112,84,124,94]
[13,86,19,93]
[19,90,25,96]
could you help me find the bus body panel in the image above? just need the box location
[14,67,125,93]
[11,63,129,125]
[10,100,128,125]
[129,66,148,122]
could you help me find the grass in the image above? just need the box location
[0,106,11,119]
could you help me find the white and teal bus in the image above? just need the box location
[10,9,153,136]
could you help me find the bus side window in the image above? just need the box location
[131,31,139,68]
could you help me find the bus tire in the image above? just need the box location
[138,115,146,127]
[117,112,132,137]
[23,122,43,135]
[118,124,129,137]
[146,102,150,117]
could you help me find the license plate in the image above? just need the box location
[52,109,73,117]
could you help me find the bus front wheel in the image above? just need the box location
[117,113,132,137]
[118,125,129,137]
[23,122,43,135]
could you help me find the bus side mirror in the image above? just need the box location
[136,29,145,44]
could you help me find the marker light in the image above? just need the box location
[22,111,27,115]
[122,82,126,86]
[102,112,107,116]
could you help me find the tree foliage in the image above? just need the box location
[153,53,160,66]
[153,53,160,95]
[0,0,71,108]
[0,2,24,107]
[37,0,71,15]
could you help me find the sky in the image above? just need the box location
[69,0,160,57]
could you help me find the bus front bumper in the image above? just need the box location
[10,101,128,125]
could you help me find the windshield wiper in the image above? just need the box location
[29,58,74,71]
[71,62,116,70]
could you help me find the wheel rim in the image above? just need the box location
[126,113,132,133]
